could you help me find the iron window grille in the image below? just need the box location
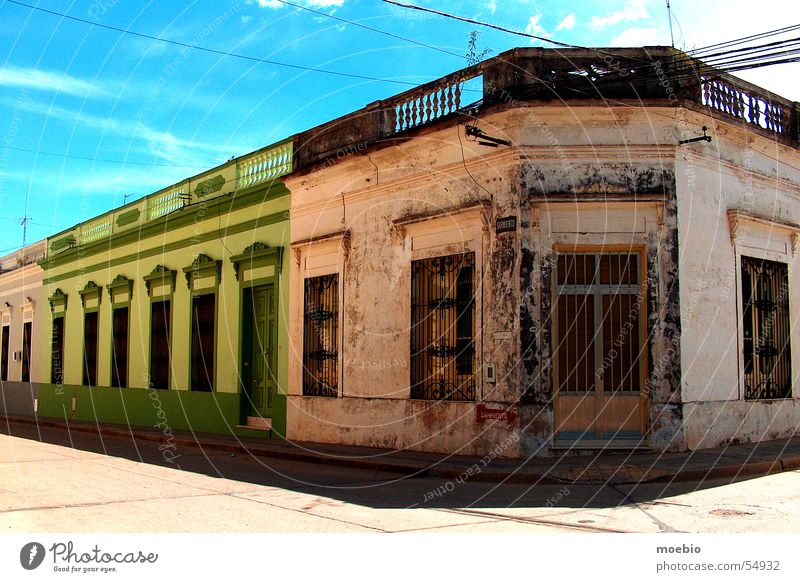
[410,252,476,401]
[303,274,339,397]
[741,256,792,400]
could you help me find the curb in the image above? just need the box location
[3,415,798,486]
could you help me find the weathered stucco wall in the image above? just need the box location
[675,111,800,449]
[287,106,688,456]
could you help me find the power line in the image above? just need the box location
[381,0,660,67]
[2,143,212,168]
[3,0,427,88]
[688,23,800,56]
[271,0,466,60]
[381,0,578,48]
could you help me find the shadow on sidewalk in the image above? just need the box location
[1,417,779,512]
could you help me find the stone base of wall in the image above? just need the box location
[683,400,800,450]
[0,381,39,417]
[287,395,522,458]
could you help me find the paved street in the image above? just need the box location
[2,422,799,533]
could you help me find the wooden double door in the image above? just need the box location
[552,251,648,445]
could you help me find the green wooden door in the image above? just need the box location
[245,285,277,417]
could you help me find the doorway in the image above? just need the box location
[242,284,277,419]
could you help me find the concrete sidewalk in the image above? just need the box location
[3,414,799,485]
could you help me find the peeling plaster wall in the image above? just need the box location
[288,109,524,457]
[676,112,800,450]
[288,106,690,457]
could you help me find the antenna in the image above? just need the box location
[666,0,675,48]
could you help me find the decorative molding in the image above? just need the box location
[290,230,351,265]
[115,208,140,228]
[727,209,800,255]
[48,288,68,313]
[182,254,222,288]
[107,274,134,303]
[229,242,283,280]
[143,265,177,296]
[78,281,102,308]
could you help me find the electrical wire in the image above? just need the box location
[3,0,428,88]
[269,0,466,60]
[1,143,212,168]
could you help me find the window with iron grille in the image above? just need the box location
[410,252,476,401]
[303,274,339,397]
[741,256,792,399]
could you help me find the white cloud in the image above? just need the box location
[525,14,551,39]
[254,0,344,8]
[0,66,109,98]
[241,15,254,24]
[556,13,576,31]
[591,0,649,29]
[486,0,497,14]
[609,26,661,47]
[4,97,220,166]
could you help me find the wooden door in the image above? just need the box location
[553,251,648,444]
[244,285,276,417]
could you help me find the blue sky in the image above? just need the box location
[0,0,797,254]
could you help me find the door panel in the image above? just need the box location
[553,251,647,443]
[244,285,276,417]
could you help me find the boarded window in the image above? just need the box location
[83,312,98,387]
[742,256,791,399]
[51,317,64,385]
[410,252,476,401]
[191,294,215,392]
[150,300,171,390]
[21,321,32,382]
[111,307,129,388]
[1,325,8,381]
[554,252,644,394]
[302,274,339,397]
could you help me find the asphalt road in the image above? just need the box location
[2,422,799,533]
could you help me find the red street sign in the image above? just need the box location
[476,404,517,424]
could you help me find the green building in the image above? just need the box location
[37,139,293,439]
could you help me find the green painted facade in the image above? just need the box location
[37,142,293,439]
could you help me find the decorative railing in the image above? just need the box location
[147,188,186,221]
[383,72,483,135]
[78,216,112,245]
[237,141,293,189]
[701,76,789,135]
[48,139,293,253]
